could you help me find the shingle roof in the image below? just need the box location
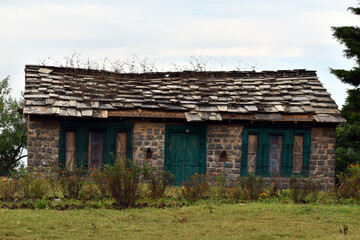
[23,65,345,123]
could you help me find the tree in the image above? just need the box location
[331,3,360,173]
[0,76,27,174]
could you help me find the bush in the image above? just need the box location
[143,165,174,199]
[181,173,210,203]
[58,168,86,199]
[289,177,320,204]
[104,160,142,208]
[0,177,19,201]
[0,168,48,201]
[29,178,48,200]
[336,164,360,200]
[239,174,265,201]
[89,168,111,200]
[268,177,280,198]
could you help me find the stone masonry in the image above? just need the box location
[27,116,60,169]
[132,121,165,171]
[26,115,336,189]
[206,124,243,181]
[309,127,336,189]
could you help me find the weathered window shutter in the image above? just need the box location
[65,131,76,171]
[292,135,304,174]
[247,134,258,174]
[116,132,127,162]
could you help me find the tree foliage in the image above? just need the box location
[331,2,360,174]
[335,123,360,173]
[331,5,360,88]
[0,76,27,174]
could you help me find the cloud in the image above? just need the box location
[160,46,303,58]
[0,0,358,106]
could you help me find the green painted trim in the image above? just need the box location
[241,127,310,177]
[59,122,133,168]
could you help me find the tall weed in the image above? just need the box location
[289,177,320,204]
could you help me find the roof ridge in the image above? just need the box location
[25,64,317,78]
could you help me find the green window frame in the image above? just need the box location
[59,122,133,169]
[241,127,310,177]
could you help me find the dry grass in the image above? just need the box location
[0,203,359,239]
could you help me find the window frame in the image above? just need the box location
[241,127,310,177]
[59,122,133,169]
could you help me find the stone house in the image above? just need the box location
[24,65,345,188]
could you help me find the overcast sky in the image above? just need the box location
[1,0,358,107]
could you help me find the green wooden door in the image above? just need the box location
[169,134,185,185]
[168,132,202,185]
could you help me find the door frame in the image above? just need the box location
[164,124,207,184]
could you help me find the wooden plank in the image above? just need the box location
[292,135,304,174]
[247,134,258,173]
[65,131,76,171]
[116,132,127,161]
[109,109,314,122]
[108,109,185,118]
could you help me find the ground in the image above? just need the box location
[0,203,359,239]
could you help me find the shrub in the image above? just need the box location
[239,174,265,201]
[89,168,111,200]
[268,177,280,198]
[226,175,265,201]
[181,173,210,203]
[214,172,227,187]
[58,168,86,199]
[336,164,360,200]
[143,165,174,199]
[104,160,142,208]
[29,178,48,200]
[0,177,19,201]
[289,177,320,204]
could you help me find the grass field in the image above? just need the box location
[0,202,359,239]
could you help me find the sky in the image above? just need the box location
[1,0,359,108]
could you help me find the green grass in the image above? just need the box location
[0,203,359,239]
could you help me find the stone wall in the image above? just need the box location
[132,121,165,171]
[309,127,336,189]
[206,124,243,181]
[25,116,336,189]
[27,116,60,169]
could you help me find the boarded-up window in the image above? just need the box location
[65,131,76,171]
[88,131,103,168]
[116,132,127,161]
[292,135,304,174]
[247,134,258,173]
[268,135,282,175]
